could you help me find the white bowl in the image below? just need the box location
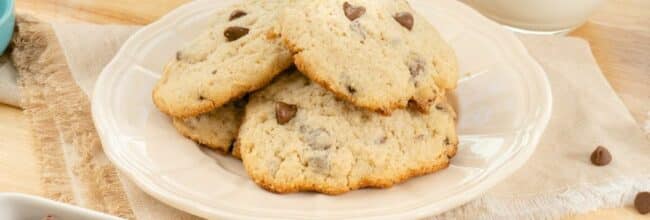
[0,193,122,220]
[92,0,552,219]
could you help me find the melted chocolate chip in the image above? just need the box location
[394,12,414,30]
[409,59,424,78]
[229,10,247,21]
[590,146,612,166]
[408,100,427,113]
[635,191,650,214]
[308,156,329,172]
[343,2,366,21]
[347,85,357,94]
[305,128,332,150]
[224,26,249,42]
[275,101,297,125]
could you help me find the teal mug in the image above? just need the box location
[0,0,15,54]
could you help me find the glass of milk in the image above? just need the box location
[460,0,605,35]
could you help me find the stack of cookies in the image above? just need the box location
[153,0,459,195]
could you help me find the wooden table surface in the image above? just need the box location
[2,0,648,219]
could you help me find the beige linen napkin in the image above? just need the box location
[0,54,20,107]
[9,15,650,219]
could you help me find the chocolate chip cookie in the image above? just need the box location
[280,0,458,114]
[153,0,293,117]
[237,71,458,194]
[172,102,244,154]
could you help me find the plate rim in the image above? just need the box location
[92,0,553,219]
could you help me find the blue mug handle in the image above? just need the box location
[0,0,15,54]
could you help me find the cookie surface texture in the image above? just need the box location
[154,0,293,117]
[238,72,458,194]
[172,102,244,153]
[280,0,458,113]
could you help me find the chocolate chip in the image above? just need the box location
[211,70,217,75]
[199,95,206,101]
[176,52,182,61]
[343,2,366,21]
[590,146,612,166]
[394,12,414,30]
[275,101,297,125]
[444,137,450,145]
[435,104,445,111]
[224,26,249,42]
[229,10,247,21]
[635,191,650,214]
[346,85,357,94]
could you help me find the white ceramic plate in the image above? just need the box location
[92,0,552,219]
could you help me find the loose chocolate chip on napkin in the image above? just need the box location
[590,146,612,166]
[635,192,650,214]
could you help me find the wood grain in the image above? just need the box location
[0,103,41,195]
[15,0,190,24]
[3,0,649,219]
